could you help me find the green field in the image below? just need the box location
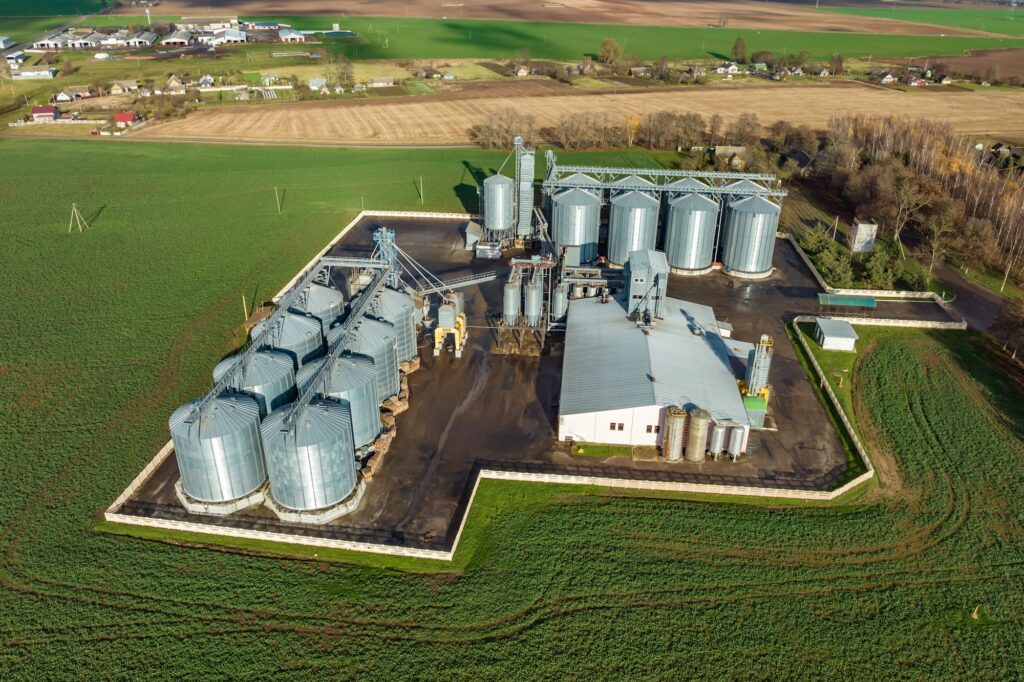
[0,1,98,16]
[823,5,1024,37]
[0,15,71,41]
[2,139,1024,677]
[242,15,1017,61]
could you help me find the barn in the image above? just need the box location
[814,317,859,352]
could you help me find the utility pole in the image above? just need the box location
[420,176,424,204]
[274,186,281,213]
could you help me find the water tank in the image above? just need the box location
[728,426,745,458]
[348,316,400,400]
[663,407,687,462]
[503,279,520,325]
[169,393,265,503]
[294,356,327,395]
[296,283,345,332]
[524,277,543,326]
[665,193,719,272]
[607,191,659,266]
[325,353,382,450]
[373,287,418,363]
[709,424,728,457]
[267,312,324,369]
[212,349,296,417]
[551,188,601,263]
[720,196,781,276]
[685,407,711,462]
[483,173,514,233]
[550,282,568,321]
[261,399,357,512]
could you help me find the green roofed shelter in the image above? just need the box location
[817,293,876,317]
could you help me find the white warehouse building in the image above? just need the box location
[558,250,755,455]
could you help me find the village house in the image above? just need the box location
[279,28,305,43]
[369,76,395,88]
[52,85,94,103]
[114,111,138,129]
[629,66,651,78]
[5,50,27,67]
[110,80,139,95]
[31,105,59,122]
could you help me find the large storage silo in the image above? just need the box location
[169,393,266,503]
[212,349,296,417]
[664,193,719,273]
[372,287,418,363]
[325,353,382,450]
[294,356,327,395]
[720,195,780,277]
[267,312,324,369]
[261,399,357,512]
[483,173,514,234]
[551,188,601,263]
[685,408,711,462]
[607,190,659,266]
[348,316,400,400]
[295,283,345,332]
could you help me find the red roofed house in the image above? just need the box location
[114,111,138,129]
[31,105,59,122]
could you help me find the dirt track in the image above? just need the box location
[118,0,994,36]
[135,81,1024,145]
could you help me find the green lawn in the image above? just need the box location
[822,5,1024,38]
[3,139,1024,678]
[250,15,1016,61]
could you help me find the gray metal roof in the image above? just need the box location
[730,194,781,214]
[665,177,710,192]
[611,190,659,208]
[815,317,859,340]
[560,295,749,426]
[626,249,668,272]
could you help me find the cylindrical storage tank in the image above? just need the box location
[709,424,728,457]
[685,408,711,462]
[524,278,543,327]
[348,316,400,400]
[728,427,745,458]
[551,188,601,263]
[268,312,324,369]
[503,279,521,326]
[665,193,719,272]
[294,356,327,395]
[607,191,659,266]
[373,287,418,363]
[261,398,357,511]
[550,282,568,321]
[296,283,345,332]
[169,393,266,503]
[720,196,781,276]
[483,173,514,233]
[325,353,382,450]
[212,349,296,417]
[663,407,687,462]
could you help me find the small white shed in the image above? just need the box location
[814,317,858,352]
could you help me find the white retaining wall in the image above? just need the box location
[830,316,967,330]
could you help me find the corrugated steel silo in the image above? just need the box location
[373,287,418,363]
[607,190,659,266]
[261,399,357,511]
[720,195,780,276]
[663,407,687,462]
[296,283,345,332]
[267,312,324,369]
[551,188,601,263]
[664,193,719,272]
[212,349,296,417]
[524,274,543,327]
[294,356,327,395]
[169,393,266,503]
[325,352,382,450]
[348,316,400,400]
[685,407,711,462]
[503,279,520,325]
[483,173,514,234]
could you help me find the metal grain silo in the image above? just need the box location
[720,195,780,277]
[261,398,357,512]
[169,393,266,503]
[551,188,601,263]
[607,190,659,266]
[524,274,543,327]
[550,282,568,321]
[665,177,711,194]
[296,283,345,332]
[483,173,514,234]
[663,407,687,462]
[685,407,711,462]
[503,279,520,325]
[267,312,324,369]
[373,287,418,363]
[611,174,655,196]
[294,356,327,395]
[212,349,297,417]
[348,316,400,400]
[325,352,382,450]
[709,424,728,458]
[665,193,719,272]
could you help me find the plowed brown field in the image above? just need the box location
[118,0,994,36]
[135,81,1024,146]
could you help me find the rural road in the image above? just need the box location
[932,261,1006,332]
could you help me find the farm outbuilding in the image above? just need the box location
[31,106,58,122]
[814,317,858,352]
[279,28,305,43]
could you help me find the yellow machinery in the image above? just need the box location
[433,293,468,358]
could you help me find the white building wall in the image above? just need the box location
[558,405,663,447]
